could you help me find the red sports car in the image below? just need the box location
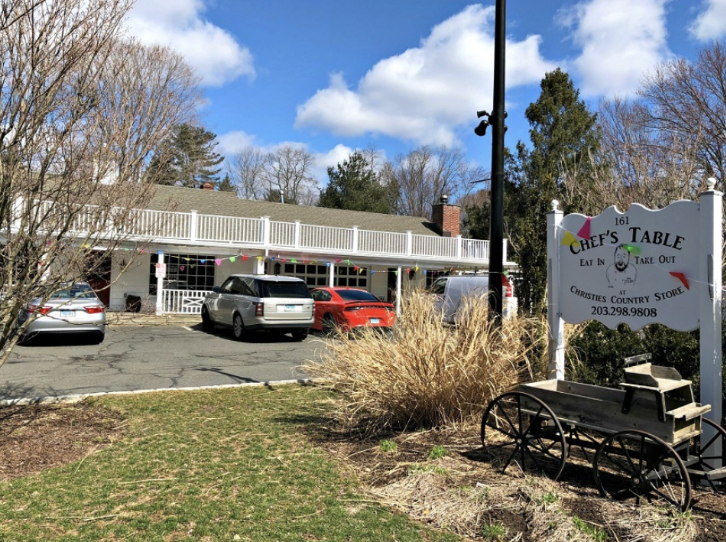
[311,287,395,333]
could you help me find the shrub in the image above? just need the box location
[303,290,545,433]
[567,319,726,408]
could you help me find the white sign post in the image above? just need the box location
[155,252,165,316]
[547,182,722,442]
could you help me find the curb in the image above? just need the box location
[0,378,316,407]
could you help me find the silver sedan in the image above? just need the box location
[18,282,106,343]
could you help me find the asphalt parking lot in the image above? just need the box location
[0,324,326,401]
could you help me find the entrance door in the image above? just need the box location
[387,268,397,303]
[86,252,112,307]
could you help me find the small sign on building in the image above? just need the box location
[155,262,166,279]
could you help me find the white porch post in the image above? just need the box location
[261,216,271,245]
[253,256,265,275]
[395,266,402,316]
[547,201,565,380]
[328,263,335,287]
[190,210,198,242]
[352,226,359,253]
[155,251,165,316]
[293,220,301,248]
[699,180,722,462]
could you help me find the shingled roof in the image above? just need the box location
[150,185,442,237]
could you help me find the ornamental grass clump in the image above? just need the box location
[303,290,544,432]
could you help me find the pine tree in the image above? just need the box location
[507,69,600,312]
[217,173,235,192]
[319,151,392,213]
[149,123,224,188]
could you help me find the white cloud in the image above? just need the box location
[125,0,255,86]
[312,144,354,183]
[690,0,726,41]
[295,5,556,147]
[558,0,671,97]
[217,130,257,156]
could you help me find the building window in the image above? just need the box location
[277,262,368,289]
[149,254,216,294]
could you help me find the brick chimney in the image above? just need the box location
[431,195,460,237]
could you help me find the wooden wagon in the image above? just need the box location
[481,355,726,511]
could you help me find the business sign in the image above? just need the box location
[559,202,700,331]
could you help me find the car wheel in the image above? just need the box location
[201,307,214,332]
[322,314,336,336]
[232,313,246,341]
[291,330,308,341]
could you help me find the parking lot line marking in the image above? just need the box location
[182,326,194,332]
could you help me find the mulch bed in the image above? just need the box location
[0,401,124,482]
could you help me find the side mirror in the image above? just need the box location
[212,286,220,293]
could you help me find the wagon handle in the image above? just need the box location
[623,353,652,367]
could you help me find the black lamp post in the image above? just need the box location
[474,0,506,323]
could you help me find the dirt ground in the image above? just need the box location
[0,401,123,482]
[2,401,726,541]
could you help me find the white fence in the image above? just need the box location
[19,198,502,264]
[162,289,212,314]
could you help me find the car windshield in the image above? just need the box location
[260,281,311,299]
[337,290,379,302]
[51,283,97,300]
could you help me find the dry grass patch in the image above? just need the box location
[304,291,545,432]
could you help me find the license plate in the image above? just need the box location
[281,305,301,312]
[59,310,74,318]
[370,318,380,324]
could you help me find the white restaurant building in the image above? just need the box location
[90,184,513,315]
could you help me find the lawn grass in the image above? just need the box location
[0,385,461,542]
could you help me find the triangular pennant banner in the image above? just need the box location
[669,272,690,290]
[561,231,579,247]
[229,257,236,263]
[577,217,591,239]
[215,259,222,266]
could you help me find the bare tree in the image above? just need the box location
[381,146,482,219]
[562,97,706,216]
[639,41,726,187]
[0,0,201,367]
[264,145,318,205]
[226,145,267,200]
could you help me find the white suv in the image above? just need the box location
[201,275,314,341]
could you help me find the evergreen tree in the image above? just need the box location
[319,151,392,213]
[507,69,600,313]
[217,173,235,192]
[149,123,224,188]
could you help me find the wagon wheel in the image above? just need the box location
[689,418,726,492]
[480,391,567,480]
[593,430,691,511]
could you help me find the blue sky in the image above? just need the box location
[125,0,726,189]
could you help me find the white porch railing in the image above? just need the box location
[162,289,212,314]
[18,197,503,264]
